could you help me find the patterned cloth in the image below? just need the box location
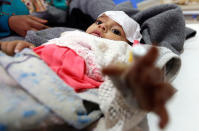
[0,49,102,131]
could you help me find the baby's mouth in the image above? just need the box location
[91,31,101,37]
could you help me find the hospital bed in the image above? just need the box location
[148,23,199,131]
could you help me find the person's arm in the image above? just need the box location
[1,0,49,38]
[8,15,49,37]
[0,14,49,38]
[0,40,35,56]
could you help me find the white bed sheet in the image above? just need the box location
[148,24,199,131]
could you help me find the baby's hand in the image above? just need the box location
[102,46,175,129]
[0,40,35,56]
[125,47,175,129]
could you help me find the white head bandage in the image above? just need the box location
[98,11,142,43]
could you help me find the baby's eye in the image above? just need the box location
[112,29,121,36]
[95,20,102,25]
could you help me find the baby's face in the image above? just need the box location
[86,14,129,43]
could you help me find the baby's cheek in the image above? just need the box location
[103,33,119,41]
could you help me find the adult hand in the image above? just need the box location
[8,15,49,37]
[0,40,35,56]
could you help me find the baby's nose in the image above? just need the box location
[98,24,107,32]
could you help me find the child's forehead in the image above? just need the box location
[98,15,120,25]
[99,16,125,32]
[98,14,109,20]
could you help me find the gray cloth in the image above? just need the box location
[31,5,67,27]
[0,35,24,41]
[131,4,196,55]
[69,0,116,20]
[25,27,75,46]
